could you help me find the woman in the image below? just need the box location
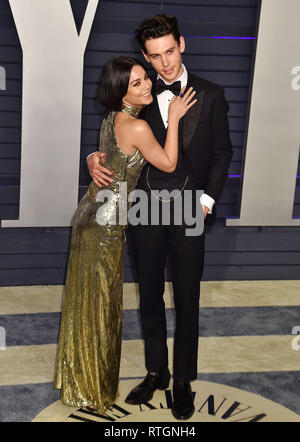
[54,57,196,413]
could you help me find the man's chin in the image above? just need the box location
[161,68,174,79]
[160,72,175,82]
[159,65,183,83]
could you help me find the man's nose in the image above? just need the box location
[161,56,168,66]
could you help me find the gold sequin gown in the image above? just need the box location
[54,111,146,413]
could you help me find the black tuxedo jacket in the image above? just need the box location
[142,72,233,222]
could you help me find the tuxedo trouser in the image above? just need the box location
[128,198,205,382]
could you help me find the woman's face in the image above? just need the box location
[123,64,153,108]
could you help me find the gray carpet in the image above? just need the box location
[1,306,300,345]
[1,371,300,422]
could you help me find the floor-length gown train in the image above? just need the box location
[54,111,146,413]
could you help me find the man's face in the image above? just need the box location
[142,34,185,83]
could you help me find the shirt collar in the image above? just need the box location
[157,64,188,87]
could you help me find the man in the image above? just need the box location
[87,15,232,420]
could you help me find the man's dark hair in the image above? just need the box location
[134,14,181,53]
[98,56,147,117]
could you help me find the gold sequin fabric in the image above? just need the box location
[53,112,146,413]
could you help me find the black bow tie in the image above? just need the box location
[156,79,181,96]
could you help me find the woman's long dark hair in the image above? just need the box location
[98,56,147,117]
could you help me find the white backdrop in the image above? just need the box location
[227,0,300,226]
[2,0,99,227]
[1,0,299,228]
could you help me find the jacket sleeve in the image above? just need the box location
[204,87,233,202]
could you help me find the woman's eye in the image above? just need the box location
[133,82,140,87]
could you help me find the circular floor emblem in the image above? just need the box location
[32,379,300,422]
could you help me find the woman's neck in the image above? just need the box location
[121,102,143,118]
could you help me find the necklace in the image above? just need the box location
[146,167,189,202]
[121,102,143,118]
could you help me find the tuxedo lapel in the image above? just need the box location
[144,90,166,140]
[145,74,205,149]
[182,76,205,151]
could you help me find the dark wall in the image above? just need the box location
[1,0,299,286]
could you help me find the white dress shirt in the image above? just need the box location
[157,64,215,214]
[156,64,188,129]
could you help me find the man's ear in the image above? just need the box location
[142,50,150,63]
[179,36,185,54]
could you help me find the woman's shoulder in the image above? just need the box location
[115,113,150,134]
[129,118,150,135]
[113,112,151,140]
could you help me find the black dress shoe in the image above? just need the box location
[125,368,171,405]
[172,381,195,420]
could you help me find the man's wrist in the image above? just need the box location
[86,152,95,176]
[87,152,95,161]
[200,193,215,214]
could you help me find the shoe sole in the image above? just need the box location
[171,405,195,420]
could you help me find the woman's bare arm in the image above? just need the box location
[87,87,196,184]
[130,87,196,172]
